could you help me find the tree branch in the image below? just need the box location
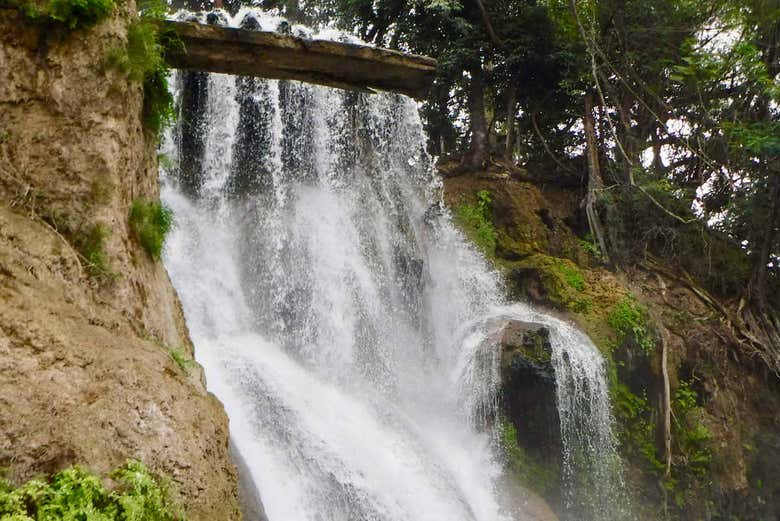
[474,0,502,47]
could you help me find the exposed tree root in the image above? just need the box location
[642,255,780,378]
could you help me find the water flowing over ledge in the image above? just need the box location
[160,9,629,520]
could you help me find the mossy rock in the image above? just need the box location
[500,319,553,365]
[498,320,561,490]
[507,253,588,310]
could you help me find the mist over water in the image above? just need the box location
[161,9,628,520]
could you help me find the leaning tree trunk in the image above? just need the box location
[747,170,780,311]
[464,62,489,171]
[583,91,611,264]
[740,168,780,375]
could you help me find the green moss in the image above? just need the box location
[455,190,497,254]
[516,254,587,309]
[74,222,112,277]
[556,261,584,291]
[107,3,176,136]
[168,347,195,374]
[129,198,173,261]
[607,296,655,354]
[499,416,557,496]
[13,0,114,29]
[0,460,183,520]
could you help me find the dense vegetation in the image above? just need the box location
[0,461,183,520]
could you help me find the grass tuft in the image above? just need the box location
[129,198,173,261]
[168,347,195,374]
[74,222,112,277]
[455,190,497,253]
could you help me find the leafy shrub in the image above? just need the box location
[48,0,113,28]
[108,2,176,136]
[456,190,497,253]
[579,232,604,261]
[129,198,173,261]
[0,460,183,520]
[142,68,176,136]
[14,0,114,29]
[673,380,712,477]
[607,296,655,354]
[611,383,665,474]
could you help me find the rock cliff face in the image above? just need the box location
[0,5,240,519]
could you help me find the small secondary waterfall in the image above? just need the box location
[161,9,628,520]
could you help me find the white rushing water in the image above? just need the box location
[160,9,628,520]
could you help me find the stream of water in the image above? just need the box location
[160,9,627,520]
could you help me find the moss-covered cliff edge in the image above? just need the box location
[0,4,240,519]
[443,165,780,520]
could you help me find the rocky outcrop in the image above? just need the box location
[500,321,561,463]
[0,6,240,519]
[444,170,780,521]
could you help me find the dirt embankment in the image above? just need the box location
[0,6,240,519]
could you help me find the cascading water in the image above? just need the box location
[160,8,629,520]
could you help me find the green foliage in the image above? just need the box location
[168,348,195,375]
[47,0,113,28]
[607,296,654,354]
[74,222,112,277]
[673,380,713,477]
[579,233,603,261]
[0,461,182,520]
[455,190,497,254]
[611,383,665,475]
[142,69,175,136]
[157,153,176,172]
[14,0,114,29]
[108,15,164,83]
[722,121,780,157]
[108,3,176,136]
[498,417,557,495]
[129,199,173,261]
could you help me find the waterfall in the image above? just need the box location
[160,8,628,520]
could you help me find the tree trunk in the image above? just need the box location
[464,62,489,170]
[583,91,611,263]
[748,170,780,310]
[504,81,518,163]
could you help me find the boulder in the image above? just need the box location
[499,320,562,474]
